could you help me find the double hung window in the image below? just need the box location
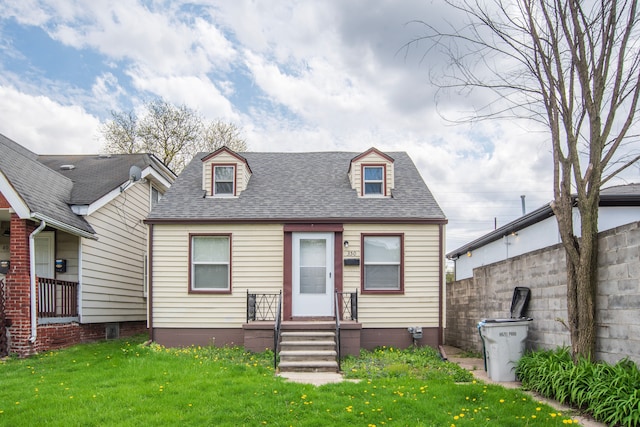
[214,165,235,196]
[362,235,403,292]
[190,235,231,292]
[363,166,384,196]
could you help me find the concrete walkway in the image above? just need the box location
[442,345,605,427]
[277,346,606,427]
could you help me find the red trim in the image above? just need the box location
[283,225,343,320]
[361,164,387,197]
[211,164,237,197]
[360,233,404,294]
[283,224,344,232]
[350,147,395,164]
[146,217,448,225]
[283,232,292,320]
[201,147,252,174]
[188,233,233,294]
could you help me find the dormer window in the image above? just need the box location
[214,165,235,196]
[363,165,384,196]
[349,148,394,198]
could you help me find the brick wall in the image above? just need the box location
[5,215,37,356]
[446,221,640,365]
[3,212,148,356]
[36,321,148,352]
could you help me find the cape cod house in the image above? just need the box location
[0,133,175,357]
[146,147,447,371]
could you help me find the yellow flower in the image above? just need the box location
[536,407,541,411]
[499,399,505,403]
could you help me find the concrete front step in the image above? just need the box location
[280,331,335,341]
[279,340,336,352]
[278,360,339,373]
[278,329,338,372]
[279,350,337,362]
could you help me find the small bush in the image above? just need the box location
[516,347,640,427]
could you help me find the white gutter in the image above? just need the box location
[31,212,97,240]
[28,220,47,343]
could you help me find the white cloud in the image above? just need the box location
[0,85,101,154]
[126,69,239,121]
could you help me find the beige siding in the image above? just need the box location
[343,224,441,328]
[349,152,394,196]
[81,181,151,323]
[55,232,79,282]
[153,222,443,330]
[152,224,284,328]
[202,151,251,195]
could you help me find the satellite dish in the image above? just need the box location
[129,165,142,182]
[120,165,143,192]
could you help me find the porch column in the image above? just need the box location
[5,214,37,356]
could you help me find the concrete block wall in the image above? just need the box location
[446,221,640,365]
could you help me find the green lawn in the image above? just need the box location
[0,336,582,426]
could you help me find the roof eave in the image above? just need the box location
[145,216,448,225]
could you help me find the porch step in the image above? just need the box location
[280,340,337,352]
[278,360,339,372]
[280,331,336,341]
[279,350,337,362]
[278,329,338,373]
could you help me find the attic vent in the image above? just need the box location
[105,323,120,340]
[59,164,75,171]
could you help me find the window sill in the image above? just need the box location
[361,289,404,295]
[188,289,232,295]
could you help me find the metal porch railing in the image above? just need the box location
[246,291,282,322]
[336,289,358,321]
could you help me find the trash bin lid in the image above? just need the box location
[481,318,532,323]
[510,286,531,319]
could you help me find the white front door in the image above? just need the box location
[292,232,334,317]
[34,232,55,279]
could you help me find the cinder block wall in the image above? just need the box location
[445,221,640,365]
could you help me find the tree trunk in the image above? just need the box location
[565,195,599,361]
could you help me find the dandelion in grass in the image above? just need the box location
[499,399,505,403]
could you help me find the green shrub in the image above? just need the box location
[516,347,640,427]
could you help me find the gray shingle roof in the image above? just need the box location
[149,151,446,222]
[0,133,94,234]
[38,153,163,205]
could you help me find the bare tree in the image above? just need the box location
[101,99,248,172]
[408,0,640,360]
[202,120,248,152]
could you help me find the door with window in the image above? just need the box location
[292,233,334,317]
[34,232,55,279]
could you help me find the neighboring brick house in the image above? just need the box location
[146,147,447,371]
[0,133,175,357]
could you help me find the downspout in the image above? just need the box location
[29,220,47,343]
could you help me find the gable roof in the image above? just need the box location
[38,153,173,205]
[446,182,640,259]
[0,133,94,235]
[148,151,446,223]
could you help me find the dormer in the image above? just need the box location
[348,147,394,197]
[201,147,252,197]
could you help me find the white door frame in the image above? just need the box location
[291,232,334,317]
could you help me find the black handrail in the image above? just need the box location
[273,291,282,370]
[334,291,341,372]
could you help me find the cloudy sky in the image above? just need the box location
[0,1,635,253]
